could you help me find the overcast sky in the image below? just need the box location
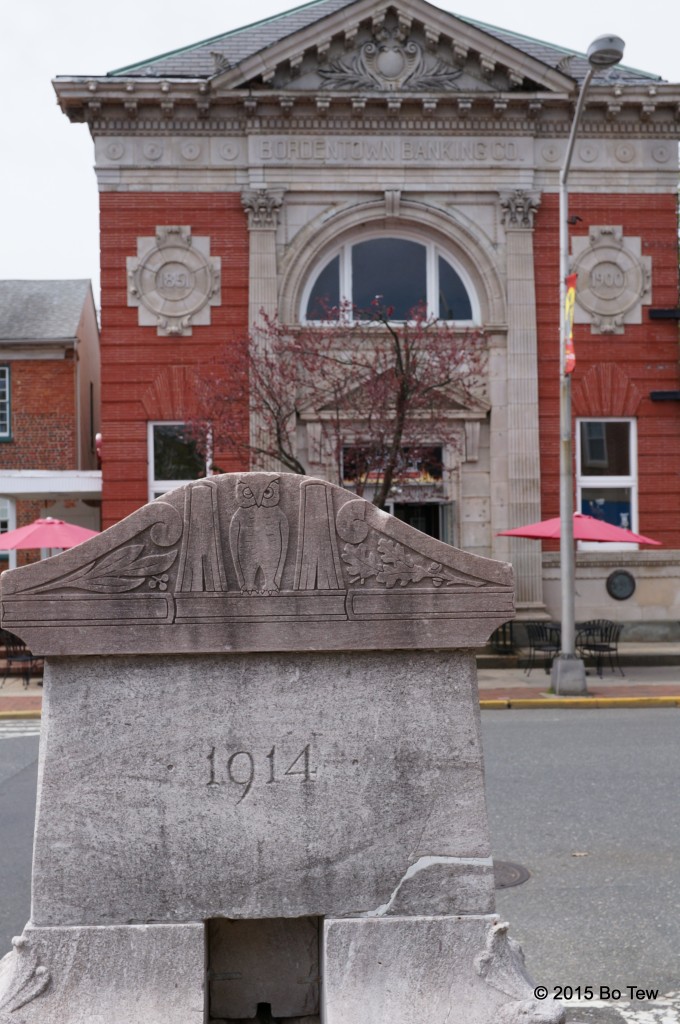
[1,0,677,303]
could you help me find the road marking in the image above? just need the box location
[0,720,41,738]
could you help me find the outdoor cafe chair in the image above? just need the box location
[576,620,624,678]
[523,621,561,676]
[0,630,44,689]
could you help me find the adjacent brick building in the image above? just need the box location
[98,194,249,527]
[54,0,680,625]
[0,280,101,566]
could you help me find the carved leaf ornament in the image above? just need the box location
[33,544,178,594]
[341,533,485,588]
[319,29,463,92]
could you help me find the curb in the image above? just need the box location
[3,697,680,720]
[480,696,680,709]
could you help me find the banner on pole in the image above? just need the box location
[564,272,578,375]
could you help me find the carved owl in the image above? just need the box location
[229,475,289,594]
[235,476,281,509]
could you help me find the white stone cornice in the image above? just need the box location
[55,80,680,141]
[54,77,216,124]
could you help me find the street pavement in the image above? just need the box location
[0,724,39,953]
[482,708,680,1023]
[477,652,680,704]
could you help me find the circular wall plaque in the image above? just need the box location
[134,242,215,321]
[606,570,636,601]
[573,240,647,321]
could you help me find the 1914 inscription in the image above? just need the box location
[206,742,317,802]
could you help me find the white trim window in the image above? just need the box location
[0,496,17,569]
[301,235,478,324]
[577,418,638,549]
[147,422,209,502]
[0,366,10,439]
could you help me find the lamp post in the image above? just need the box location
[551,34,625,696]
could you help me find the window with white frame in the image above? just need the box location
[148,422,208,502]
[0,496,16,568]
[0,366,10,439]
[577,418,637,547]
[302,236,477,323]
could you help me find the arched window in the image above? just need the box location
[302,236,477,323]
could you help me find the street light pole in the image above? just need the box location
[551,35,625,697]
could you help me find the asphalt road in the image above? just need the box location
[1,710,678,1023]
[0,721,40,949]
[482,708,680,1023]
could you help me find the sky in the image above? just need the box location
[1,0,677,304]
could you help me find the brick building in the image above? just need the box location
[54,0,680,626]
[0,280,101,567]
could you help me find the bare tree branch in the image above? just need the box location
[193,300,486,509]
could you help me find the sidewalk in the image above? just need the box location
[477,642,680,708]
[1,643,679,717]
[0,678,42,717]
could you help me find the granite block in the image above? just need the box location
[31,650,492,926]
[321,915,565,1024]
[0,923,204,1024]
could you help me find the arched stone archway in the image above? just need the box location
[277,196,506,327]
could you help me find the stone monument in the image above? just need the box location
[0,473,562,1024]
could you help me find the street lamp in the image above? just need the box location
[551,34,625,696]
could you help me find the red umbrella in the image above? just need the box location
[0,517,100,550]
[498,512,661,546]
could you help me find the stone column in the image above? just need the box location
[241,188,286,470]
[498,189,545,612]
[241,188,285,326]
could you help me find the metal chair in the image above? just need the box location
[523,622,561,675]
[576,620,624,678]
[489,621,516,655]
[0,630,44,689]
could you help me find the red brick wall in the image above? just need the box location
[534,193,680,547]
[99,193,249,528]
[0,359,77,470]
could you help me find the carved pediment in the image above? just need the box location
[316,24,466,93]
[0,474,513,655]
[305,372,489,420]
[211,0,574,96]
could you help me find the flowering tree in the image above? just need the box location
[195,301,486,509]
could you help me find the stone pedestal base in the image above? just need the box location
[0,923,204,1024]
[322,915,565,1024]
[1,916,564,1024]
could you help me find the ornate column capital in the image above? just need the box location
[499,189,541,229]
[241,188,285,229]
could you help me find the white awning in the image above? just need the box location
[0,470,102,499]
